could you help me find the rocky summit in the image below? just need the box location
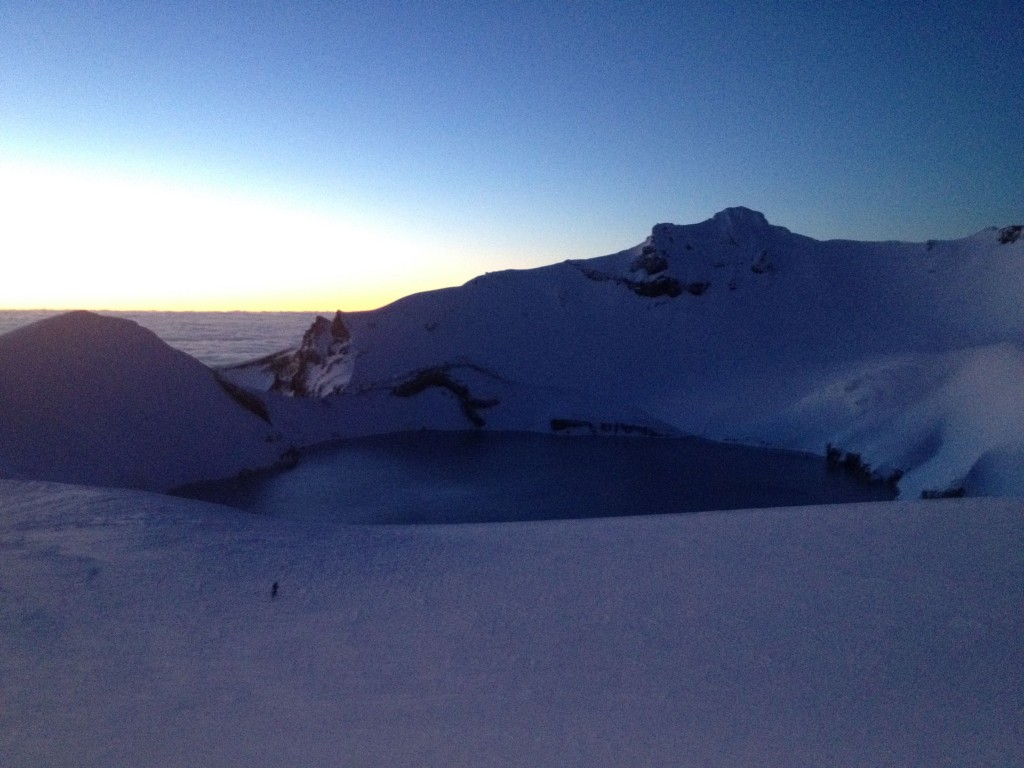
[271,310,354,397]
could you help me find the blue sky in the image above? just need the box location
[1,1,1021,310]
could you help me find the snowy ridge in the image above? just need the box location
[3,208,1023,497]
[222,207,1024,498]
[2,212,1023,765]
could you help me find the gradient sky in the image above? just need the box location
[1,1,1021,310]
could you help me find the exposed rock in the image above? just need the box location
[998,225,1022,244]
[825,443,903,486]
[631,243,669,275]
[631,275,683,298]
[751,250,775,274]
[392,364,499,428]
[215,374,272,423]
[685,281,710,296]
[575,261,713,300]
[550,418,664,437]
[271,310,354,397]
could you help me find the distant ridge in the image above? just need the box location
[225,207,1024,498]
[2,207,1023,499]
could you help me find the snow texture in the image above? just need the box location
[1,480,1020,767]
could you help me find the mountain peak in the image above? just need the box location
[711,207,771,231]
[270,311,354,397]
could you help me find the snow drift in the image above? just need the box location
[0,311,287,491]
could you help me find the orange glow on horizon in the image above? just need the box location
[0,159,482,313]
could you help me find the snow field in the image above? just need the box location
[2,208,1023,765]
[1,481,1021,767]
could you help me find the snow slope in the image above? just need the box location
[224,208,1024,497]
[3,208,1021,497]
[2,214,1021,766]
[0,312,287,491]
[1,480,1020,767]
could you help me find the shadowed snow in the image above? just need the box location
[0,480,1020,767]
[0,312,285,491]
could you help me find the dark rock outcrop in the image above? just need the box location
[574,262,710,300]
[631,275,683,298]
[271,311,354,397]
[750,250,775,274]
[631,243,669,275]
[998,225,1022,245]
[825,443,903,486]
[550,418,664,437]
[392,365,499,428]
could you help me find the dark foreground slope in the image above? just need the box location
[0,311,286,491]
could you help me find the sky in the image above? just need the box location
[1,0,1021,311]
